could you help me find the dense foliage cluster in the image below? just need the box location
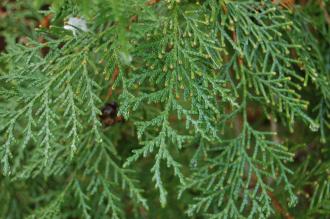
[0,0,329,218]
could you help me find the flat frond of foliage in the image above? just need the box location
[0,0,329,218]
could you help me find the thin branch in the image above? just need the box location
[106,65,120,99]
[268,191,295,219]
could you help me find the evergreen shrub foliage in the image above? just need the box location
[0,0,329,218]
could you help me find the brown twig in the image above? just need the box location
[39,14,52,29]
[272,0,295,9]
[145,0,160,6]
[318,0,330,25]
[268,191,294,219]
[0,6,7,17]
[106,65,120,99]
